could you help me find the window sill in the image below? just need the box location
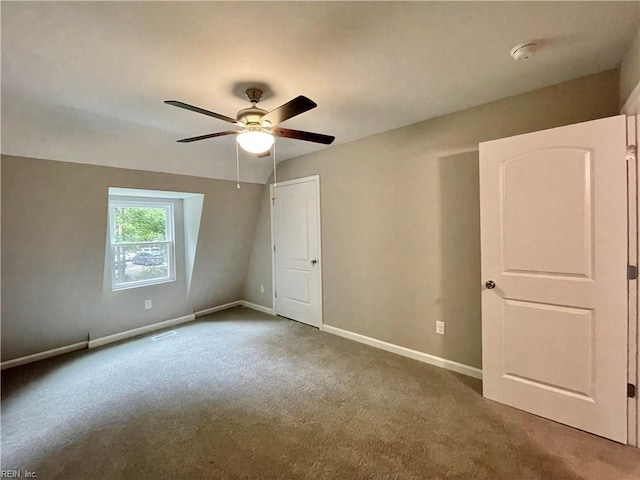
[112,277,176,292]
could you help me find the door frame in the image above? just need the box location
[270,175,323,326]
[627,114,639,447]
[622,97,640,447]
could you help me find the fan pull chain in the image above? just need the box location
[236,141,241,189]
[273,139,277,187]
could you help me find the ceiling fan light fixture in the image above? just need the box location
[237,130,274,154]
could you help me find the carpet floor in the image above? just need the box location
[2,307,639,479]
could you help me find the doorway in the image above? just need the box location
[271,175,323,328]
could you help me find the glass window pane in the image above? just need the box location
[113,244,169,287]
[109,198,176,290]
[112,206,167,243]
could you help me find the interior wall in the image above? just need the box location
[1,155,263,361]
[243,185,274,307]
[245,69,620,369]
[621,24,640,109]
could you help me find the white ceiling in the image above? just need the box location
[2,1,638,184]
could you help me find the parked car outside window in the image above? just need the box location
[132,252,165,266]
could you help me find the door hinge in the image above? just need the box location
[629,383,637,398]
[273,245,276,252]
[627,145,637,162]
[275,291,277,298]
[272,196,276,205]
[628,265,638,280]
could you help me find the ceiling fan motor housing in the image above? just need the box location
[238,88,270,126]
[236,106,268,126]
[245,87,264,104]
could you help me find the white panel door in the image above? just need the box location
[272,176,322,328]
[480,115,628,443]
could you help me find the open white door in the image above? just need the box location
[272,176,322,328]
[480,115,628,443]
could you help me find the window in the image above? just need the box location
[109,199,176,290]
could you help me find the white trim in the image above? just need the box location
[622,81,640,115]
[240,300,275,315]
[321,324,483,379]
[195,301,243,317]
[1,341,88,370]
[625,114,640,448]
[270,182,277,316]
[196,300,275,316]
[269,175,319,188]
[108,198,176,291]
[88,314,195,349]
[315,176,324,328]
[627,115,639,447]
[0,301,274,370]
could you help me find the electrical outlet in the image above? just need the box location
[436,321,445,335]
[260,284,265,294]
[144,299,152,310]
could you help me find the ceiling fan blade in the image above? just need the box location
[176,130,239,143]
[272,127,335,145]
[260,96,317,126]
[165,100,241,125]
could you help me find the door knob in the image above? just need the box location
[310,259,318,265]
[485,280,496,289]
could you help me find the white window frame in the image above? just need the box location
[108,199,176,290]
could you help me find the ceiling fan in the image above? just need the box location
[165,88,335,156]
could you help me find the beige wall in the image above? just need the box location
[621,25,640,108]
[243,185,274,306]
[1,156,264,361]
[245,69,620,369]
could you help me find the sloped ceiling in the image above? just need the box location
[2,1,638,183]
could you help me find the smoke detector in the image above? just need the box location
[510,42,539,61]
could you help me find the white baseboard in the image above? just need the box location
[195,300,274,317]
[321,324,483,379]
[195,301,243,317]
[88,314,196,349]
[240,300,275,315]
[87,299,274,349]
[1,341,88,370]
[1,301,271,369]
